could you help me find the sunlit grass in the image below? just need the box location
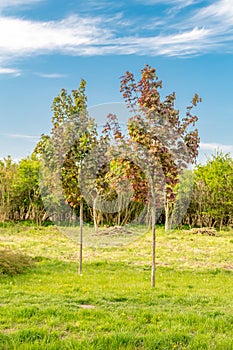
[0,224,233,349]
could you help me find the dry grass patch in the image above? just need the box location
[0,249,33,276]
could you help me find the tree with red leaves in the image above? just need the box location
[120,65,201,287]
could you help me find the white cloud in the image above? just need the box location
[200,142,233,153]
[1,133,39,142]
[0,0,43,10]
[195,0,233,22]
[0,16,219,66]
[183,0,233,46]
[198,141,233,164]
[0,67,21,76]
[134,0,233,55]
[135,0,195,6]
[0,0,232,68]
[0,15,112,61]
[35,72,68,79]
[90,27,210,57]
[0,11,222,66]
[0,157,22,163]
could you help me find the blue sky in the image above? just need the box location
[0,0,232,163]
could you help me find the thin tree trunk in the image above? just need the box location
[93,197,98,233]
[147,204,151,229]
[151,203,156,287]
[79,198,83,275]
[165,198,172,231]
[220,216,223,231]
[151,171,156,288]
[117,192,123,226]
[117,200,121,226]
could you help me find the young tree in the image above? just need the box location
[35,80,97,275]
[120,65,201,286]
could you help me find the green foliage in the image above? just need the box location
[0,156,18,221]
[35,80,98,225]
[0,156,45,223]
[187,152,233,228]
[13,157,45,223]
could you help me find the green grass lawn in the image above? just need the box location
[0,224,233,349]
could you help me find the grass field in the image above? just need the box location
[0,223,233,349]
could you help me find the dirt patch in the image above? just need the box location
[223,265,233,270]
[94,226,132,236]
[0,329,15,334]
[183,228,217,236]
[79,304,95,309]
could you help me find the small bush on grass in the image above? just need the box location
[0,249,33,276]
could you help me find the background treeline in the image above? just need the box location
[0,156,45,224]
[0,151,232,228]
[186,152,233,229]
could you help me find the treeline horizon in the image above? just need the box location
[0,150,232,229]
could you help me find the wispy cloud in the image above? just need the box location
[198,142,233,163]
[1,133,39,142]
[117,27,210,56]
[194,0,233,22]
[135,0,196,7]
[200,142,233,153]
[0,67,21,76]
[0,14,211,62]
[0,0,44,10]
[0,0,233,68]
[0,15,112,59]
[35,72,68,79]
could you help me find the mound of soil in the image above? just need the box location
[95,226,133,236]
[183,227,217,236]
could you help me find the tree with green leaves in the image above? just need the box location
[13,156,44,223]
[0,157,17,221]
[35,80,97,274]
[188,152,233,229]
